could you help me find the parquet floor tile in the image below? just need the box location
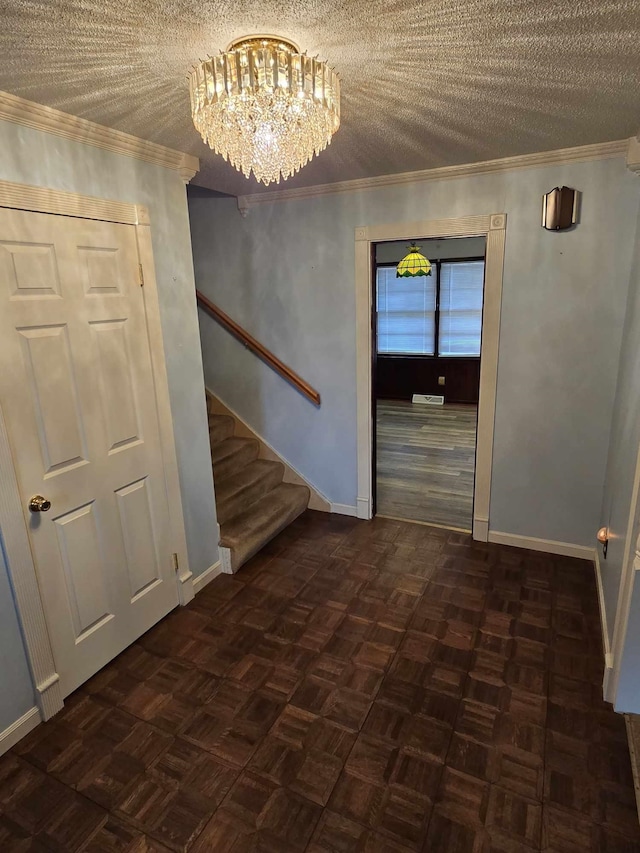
[1,510,639,851]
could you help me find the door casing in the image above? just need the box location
[0,178,193,721]
[354,213,507,539]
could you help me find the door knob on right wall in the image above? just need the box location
[597,526,609,558]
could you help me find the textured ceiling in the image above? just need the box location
[1,0,639,195]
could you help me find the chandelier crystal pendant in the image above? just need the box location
[189,35,340,186]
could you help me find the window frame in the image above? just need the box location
[375,255,485,359]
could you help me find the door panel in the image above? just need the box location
[0,208,179,697]
[3,239,61,299]
[53,501,113,640]
[18,323,88,473]
[91,319,141,451]
[115,477,162,600]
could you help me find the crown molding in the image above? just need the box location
[627,136,640,176]
[236,138,629,211]
[0,90,199,179]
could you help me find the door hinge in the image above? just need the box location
[138,263,145,287]
[172,552,179,574]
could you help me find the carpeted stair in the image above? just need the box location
[207,399,309,572]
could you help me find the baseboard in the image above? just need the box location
[178,568,194,605]
[487,530,595,561]
[0,707,41,757]
[206,390,331,513]
[331,503,358,517]
[193,560,222,594]
[356,497,370,520]
[473,516,489,542]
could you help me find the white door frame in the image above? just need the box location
[355,213,507,539]
[0,179,193,720]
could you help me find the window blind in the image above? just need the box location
[438,261,484,356]
[376,266,436,355]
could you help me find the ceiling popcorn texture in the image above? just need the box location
[0,0,639,194]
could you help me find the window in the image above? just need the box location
[438,261,484,356]
[376,266,436,355]
[376,258,484,357]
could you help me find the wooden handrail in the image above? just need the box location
[196,290,321,407]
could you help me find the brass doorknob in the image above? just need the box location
[29,495,51,513]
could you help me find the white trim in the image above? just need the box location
[237,139,628,210]
[0,181,194,719]
[356,497,370,520]
[207,390,331,513]
[608,440,640,704]
[0,179,150,225]
[330,503,358,517]
[0,90,199,180]
[487,531,595,561]
[594,548,615,697]
[193,560,223,594]
[627,137,640,176]
[473,516,489,542]
[356,213,506,541]
[135,220,193,606]
[220,546,233,575]
[0,707,41,757]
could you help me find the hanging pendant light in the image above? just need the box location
[396,244,432,277]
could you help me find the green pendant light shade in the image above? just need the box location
[396,244,432,277]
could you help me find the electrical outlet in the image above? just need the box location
[438,376,445,386]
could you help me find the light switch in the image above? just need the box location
[438,376,445,386]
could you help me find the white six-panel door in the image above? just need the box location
[0,207,179,697]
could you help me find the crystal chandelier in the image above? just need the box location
[189,35,340,186]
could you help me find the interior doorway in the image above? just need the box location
[0,187,190,712]
[372,236,486,531]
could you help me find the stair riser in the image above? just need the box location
[227,491,309,571]
[216,464,284,526]
[209,417,234,446]
[214,442,259,481]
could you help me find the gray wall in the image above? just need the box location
[0,119,217,730]
[600,206,640,710]
[190,156,639,546]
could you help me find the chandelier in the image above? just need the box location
[189,35,340,186]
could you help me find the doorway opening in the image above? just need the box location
[372,236,487,531]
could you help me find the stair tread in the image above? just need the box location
[220,483,309,568]
[215,458,283,504]
[211,436,258,465]
[208,413,235,446]
[215,458,285,525]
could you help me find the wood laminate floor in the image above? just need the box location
[376,400,478,530]
[1,510,638,852]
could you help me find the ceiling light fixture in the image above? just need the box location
[396,244,432,277]
[189,35,340,186]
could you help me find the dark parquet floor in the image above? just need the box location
[1,511,639,852]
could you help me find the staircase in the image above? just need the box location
[207,396,310,572]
